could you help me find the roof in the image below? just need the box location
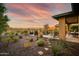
[53,12,74,19]
[53,11,79,20]
[53,3,79,19]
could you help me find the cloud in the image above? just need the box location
[5,3,71,28]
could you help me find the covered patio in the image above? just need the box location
[53,3,79,41]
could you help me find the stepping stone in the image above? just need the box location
[38,51,44,55]
[48,43,51,45]
[48,45,52,48]
[44,48,49,51]
[47,41,50,43]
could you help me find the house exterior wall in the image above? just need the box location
[78,16,79,38]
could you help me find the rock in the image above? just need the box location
[47,41,50,43]
[48,45,52,48]
[48,43,51,45]
[44,48,49,51]
[38,51,43,55]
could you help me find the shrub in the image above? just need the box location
[52,41,65,56]
[1,36,19,43]
[70,25,78,32]
[1,37,11,48]
[24,42,32,48]
[1,37,9,43]
[12,36,19,43]
[26,36,31,40]
[52,44,63,56]
[8,32,14,36]
[29,38,33,42]
[36,38,45,46]
[0,35,19,48]
[8,37,15,43]
[22,30,28,35]
[53,28,59,37]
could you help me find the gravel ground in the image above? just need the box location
[0,37,52,56]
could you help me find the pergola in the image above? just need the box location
[53,4,79,40]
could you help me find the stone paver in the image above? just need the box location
[38,51,44,55]
[44,48,49,51]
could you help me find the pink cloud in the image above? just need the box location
[5,3,60,28]
[6,4,52,19]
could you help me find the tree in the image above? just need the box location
[70,25,78,32]
[0,3,9,34]
[44,24,49,30]
[44,24,49,34]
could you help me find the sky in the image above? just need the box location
[5,3,72,28]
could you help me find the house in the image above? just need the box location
[53,3,79,40]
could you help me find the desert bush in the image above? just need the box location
[21,30,28,35]
[36,38,45,46]
[29,38,33,42]
[1,36,19,48]
[1,37,9,43]
[8,32,14,36]
[26,36,30,40]
[52,41,66,56]
[1,36,19,43]
[52,44,63,55]
[0,37,11,48]
[24,42,32,48]
[54,31,59,37]
[70,24,78,32]
[12,36,19,43]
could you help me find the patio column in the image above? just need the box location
[66,24,69,35]
[78,16,79,38]
[59,17,66,40]
[67,24,71,34]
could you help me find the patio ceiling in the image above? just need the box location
[52,3,79,24]
[53,12,78,24]
[65,15,78,24]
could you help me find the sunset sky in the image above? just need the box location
[5,3,72,28]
